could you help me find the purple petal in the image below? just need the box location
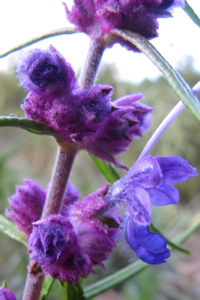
[0,287,17,300]
[147,184,179,206]
[126,155,163,188]
[126,218,170,264]
[155,156,198,184]
[127,187,151,225]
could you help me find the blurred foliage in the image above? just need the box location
[0,61,200,299]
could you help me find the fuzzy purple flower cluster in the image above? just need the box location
[17,46,152,168]
[64,0,185,50]
[6,181,116,284]
[6,155,197,284]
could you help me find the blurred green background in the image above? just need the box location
[0,61,200,300]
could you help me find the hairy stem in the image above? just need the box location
[42,145,77,218]
[22,145,77,300]
[138,81,200,161]
[79,38,105,89]
[22,276,45,300]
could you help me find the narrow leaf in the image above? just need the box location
[183,1,200,27]
[111,29,200,120]
[0,116,59,139]
[0,27,78,58]
[150,223,190,254]
[84,222,200,299]
[89,154,120,184]
[0,214,27,246]
[40,277,54,300]
[62,282,86,300]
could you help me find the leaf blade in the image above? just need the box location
[0,214,27,246]
[111,29,200,120]
[0,27,78,58]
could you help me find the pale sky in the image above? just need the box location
[0,0,199,83]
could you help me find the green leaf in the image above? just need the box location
[84,222,200,299]
[0,27,78,58]
[0,214,27,246]
[183,1,200,27]
[111,29,200,121]
[0,116,60,139]
[40,277,55,300]
[89,154,120,184]
[150,223,190,254]
[60,282,86,300]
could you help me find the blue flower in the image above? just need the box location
[104,155,197,264]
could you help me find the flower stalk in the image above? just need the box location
[138,81,200,161]
[79,38,105,89]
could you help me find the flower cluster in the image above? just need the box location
[18,46,152,168]
[64,0,185,50]
[6,155,197,284]
[6,181,116,284]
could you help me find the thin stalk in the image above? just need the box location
[23,32,105,300]
[0,27,77,58]
[79,38,105,89]
[42,145,77,218]
[22,145,77,300]
[137,81,200,161]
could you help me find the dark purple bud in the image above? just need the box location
[6,180,80,237]
[63,1,96,34]
[5,179,46,237]
[17,45,77,95]
[84,94,153,168]
[28,214,93,284]
[63,0,184,51]
[0,287,17,300]
[96,0,185,50]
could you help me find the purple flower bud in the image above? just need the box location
[64,0,185,50]
[6,180,79,237]
[84,94,153,168]
[28,214,93,284]
[17,45,77,96]
[0,287,17,300]
[5,179,46,237]
[105,155,197,264]
[28,184,116,284]
[18,48,152,166]
[63,1,96,34]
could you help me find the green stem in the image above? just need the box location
[183,1,200,27]
[0,27,77,58]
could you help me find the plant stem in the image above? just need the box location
[22,145,77,300]
[23,32,105,300]
[79,38,105,89]
[42,145,77,218]
[137,81,200,161]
